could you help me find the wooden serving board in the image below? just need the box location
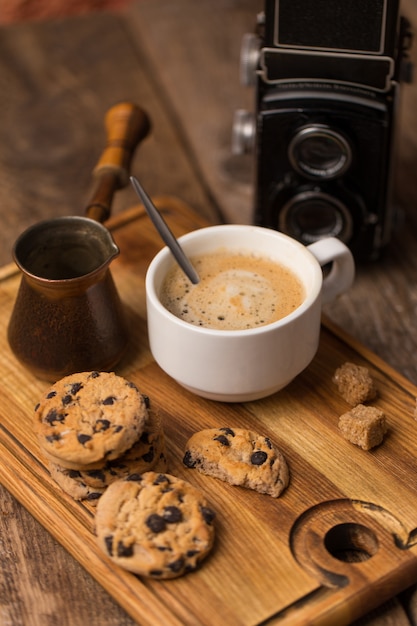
[1,198,417,626]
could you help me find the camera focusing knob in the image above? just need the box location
[240,33,261,86]
[232,109,256,155]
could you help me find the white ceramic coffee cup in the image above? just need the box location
[146,225,354,402]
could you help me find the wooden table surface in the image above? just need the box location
[0,1,416,624]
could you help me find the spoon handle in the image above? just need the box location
[130,176,200,284]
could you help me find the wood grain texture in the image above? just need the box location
[0,10,218,266]
[0,12,216,626]
[0,1,417,624]
[126,0,258,226]
[1,200,417,626]
[0,0,129,25]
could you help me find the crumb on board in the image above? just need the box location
[333,362,377,405]
[338,404,387,451]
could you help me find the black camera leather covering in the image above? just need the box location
[235,0,413,260]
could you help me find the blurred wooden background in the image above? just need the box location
[1,0,129,24]
[0,1,416,624]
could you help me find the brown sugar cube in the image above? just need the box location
[338,404,387,450]
[332,362,377,405]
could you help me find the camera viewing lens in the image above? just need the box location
[289,126,352,179]
[279,190,353,244]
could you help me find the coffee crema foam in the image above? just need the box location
[160,251,305,330]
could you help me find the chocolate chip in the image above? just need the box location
[220,427,235,437]
[186,549,199,557]
[163,506,182,524]
[95,419,111,431]
[200,506,216,525]
[34,403,40,411]
[46,391,57,399]
[264,437,273,449]
[146,514,166,533]
[70,382,83,395]
[102,396,116,405]
[68,469,82,479]
[251,451,268,465]
[104,535,113,555]
[154,474,170,486]
[90,371,100,378]
[114,425,123,433]
[183,451,197,468]
[142,448,155,463]
[142,394,150,408]
[117,541,133,557]
[86,492,102,501]
[45,409,65,425]
[168,558,184,573]
[185,563,198,573]
[62,395,73,406]
[150,569,163,577]
[46,433,61,442]
[126,473,142,481]
[140,431,150,444]
[213,435,230,446]
[86,469,105,481]
[77,433,92,445]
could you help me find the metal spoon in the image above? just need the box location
[130,176,200,284]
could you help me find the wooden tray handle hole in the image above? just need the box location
[324,523,379,563]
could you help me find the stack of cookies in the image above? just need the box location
[34,371,217,579]
[33,371,167,505]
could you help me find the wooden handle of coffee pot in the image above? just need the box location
[94,102,151,185]
[86,102,151,222]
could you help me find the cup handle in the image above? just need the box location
[307,237,355,304]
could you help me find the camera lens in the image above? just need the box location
[279,190,353,244]
[289,125,352,179]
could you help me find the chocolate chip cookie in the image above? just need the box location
[55,407,167,489]
[95,472,216,578]
[49,462,106,505]
[34,371,148,468]
[48,442,167,503]
[183,427,289,497]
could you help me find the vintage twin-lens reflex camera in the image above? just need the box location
[232,0,413,261]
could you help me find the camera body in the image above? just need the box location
[233,0,413,260]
